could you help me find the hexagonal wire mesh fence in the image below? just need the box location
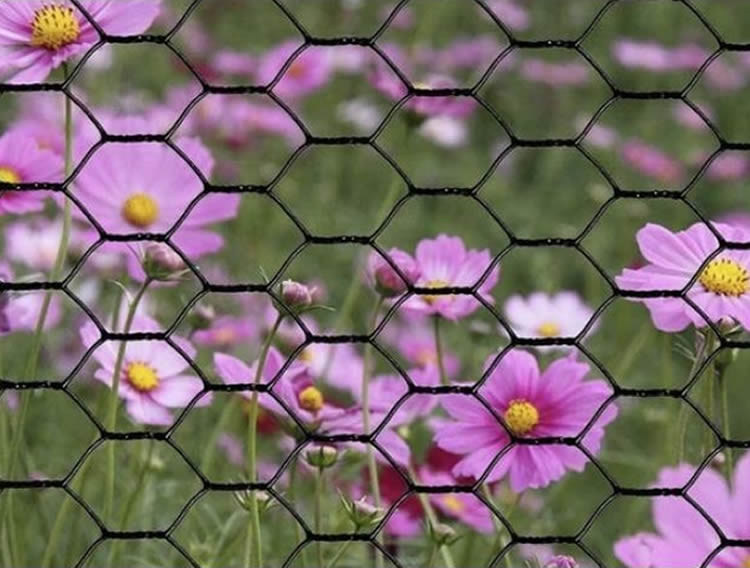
[1,0,750,566]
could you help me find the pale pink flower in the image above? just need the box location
[503,291,597,349]
[621,139,684,184]
[616,222,750,332]
[192,316,257,349]
[520,59,590,86]
[0,129,62,214]
[420,466,494,533]
[71,125,239,258]
[80,315,208,426]
[256,41,332,99]
[614,452,750,567]
[0,0,161,83]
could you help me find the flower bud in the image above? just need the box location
[188,304,216,331]
[233,489,275,515]
[341,496,385,529]
[281,280,315,309]
[428,522,459,546]
[367,248,420,297]
[544,556,578,568]
[305,445,338,469]
[142,243,187,280]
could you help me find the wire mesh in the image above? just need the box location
[1,0,749,567]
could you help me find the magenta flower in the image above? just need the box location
[215,347,341,427]
[616,222,750,332]
[503,291,597,348]
[435,350,616,491]
[420,466,494,533]
[614,452,750,567]
[367,247,420,297]
[487,0,529,30]
[402,234,499,321]
[0,129,62,214]
[80,315,208,426]
[364,365,440,426]
[72,132,239,258]
[621,139,684,184]
[0,0,161,83]
[256,41,332,100]
[382,318,461,379]
[193,316,257,349]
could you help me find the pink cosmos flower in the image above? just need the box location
[487,0,529,31]
[0,129,62,214]
[11,92,99,157]
[419,116,468,148]
[381,318,461,379]
[0,0,161,83]
[503,291,597,348]
[520,59,590,86]
[707,152,750,181]
[321,408,411,467]
[613,39,708,72]
[614,452,750,567]
[80,315,208,426]
[367,247,420,297]
[71,128,239,258]
[5,218,93,272]
[256,41,332,100]
[435,350,616,492]
[420,466,494,533]
[615,222,750,332]
[192,316,257,349]
[363,365,440,426]
[430,36,503,72]
[621,139,685,184]
[402,234,500,321]
[215,346,341,427]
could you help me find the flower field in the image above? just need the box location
[1,1,750,567]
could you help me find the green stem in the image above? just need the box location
[676,330,709,463]
[362,297,385,568]
[424,543,439,568]
[199,396,239,475]
[287,459,307,568]
[406,465,456,568]
[315,466,325,568]
[481,485,513,568]
[2,66,75,564]
[103,277,153,524]
[107,440,156,565]
[244,314,284,568]
[432,316,448,385]
[319,173,404,379]
[718,368,733,483]
[325,540,353,568]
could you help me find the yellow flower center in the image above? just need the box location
[504,399,539,436]
[126,362,159,392]
[122,193,159,229]
[0,167,21,184]
[298,386,324,412]
[442,495,465,513]
[422,279,451,304]
[416,348,436,366]
[743,556,750,568]
[287,60,307,79]
[31,4,81,51]
[699,258,749,297]
[537,321,561,338]
[213,327,236,345]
